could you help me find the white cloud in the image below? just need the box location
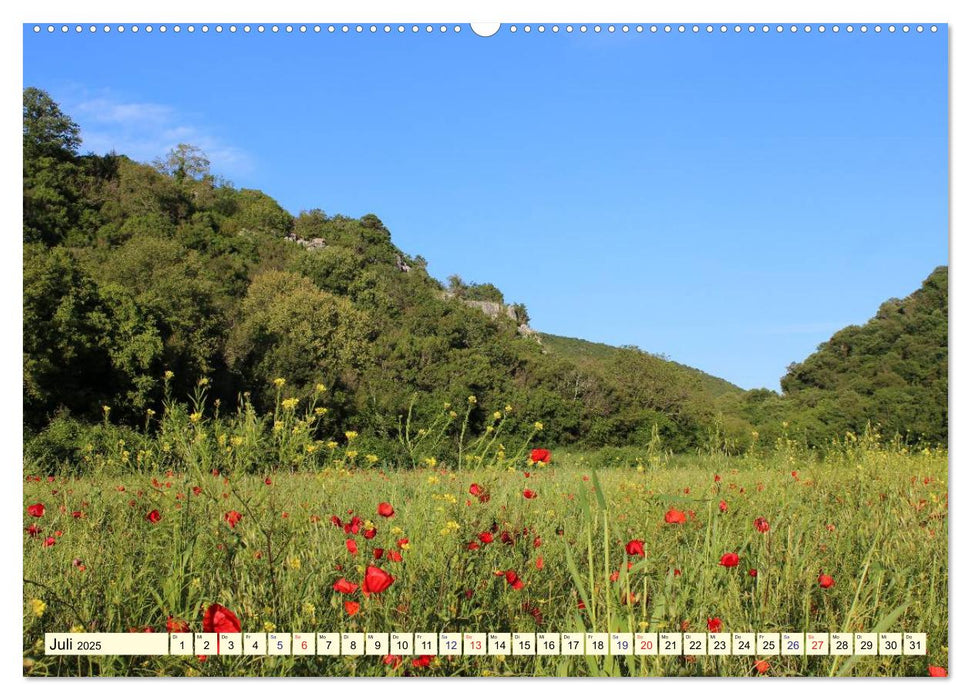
[63,90,255,179]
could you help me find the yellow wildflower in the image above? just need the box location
[534,422,544,431]
[30,599,46,618]
[315,383,326,393]
[289,557,301,570]
[468,395,477,405]
[282,397,299,411]
[189,412,202,423]
[264,621,276,633]
[345,431,358,442]
[493,411,502,421]
[366,454,379,464]
[164,370,174,380]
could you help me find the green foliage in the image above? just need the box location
[226,271,373,399]
[779,267,947,445]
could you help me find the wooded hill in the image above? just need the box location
[23,88,948,460]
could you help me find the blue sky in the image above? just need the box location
[23,24,948,390]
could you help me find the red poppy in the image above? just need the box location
[533,536,542,548]
[719,500,728,513]
[362,565,395,595]
[26,524,41,537]
[467,541,480,551]
[42,537,56,548]
[719,552,740,568]
[530,448,551,464]
[536,556,544,570]
[146,509,162,524]
[478,532,494,544]
[344,600,361,616]
[748,568,758,577]
[373,547,385,559]
[202,603,241,634]
[192,486,202,496]
[707,618,722,633]
[331,515,343,527]
[626,539,646,557]
[363,527,377,539]
[26,503,45,518]
[383,654,402,668]
[504,570,525,590]
[523,489,537,499]
[928,666,947,677]
[674,568,682,576]
[224,510,242,528]
[818,574,835,589]
[714,474,721,483]
[754,659,770,674]
[387,550,402,562]
[166,616,190,633]
[346,539,358,555]
[396,538,409,549]
[469,483,483,497]
[264,477,272,485]
[412,655,433,667]
[377,502,395,518]
[754,517,770,533]
[664,508,686,524]
[333,578,359,594]
[610,570,620,582]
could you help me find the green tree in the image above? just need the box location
[23,87,80,162]
[154,143,211,184]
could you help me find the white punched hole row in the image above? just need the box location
[32,24,939,36]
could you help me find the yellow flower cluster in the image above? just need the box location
[439,520,460,536]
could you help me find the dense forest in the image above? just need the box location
[22,88,948,465]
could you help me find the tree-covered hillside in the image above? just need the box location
[778,266,948,444]
[22,88,948,463]
[23,88,748,459]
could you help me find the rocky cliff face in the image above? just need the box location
[441,292,540,342]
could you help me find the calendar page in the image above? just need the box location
[20,9,949,680]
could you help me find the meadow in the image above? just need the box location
[22,386,948,677]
